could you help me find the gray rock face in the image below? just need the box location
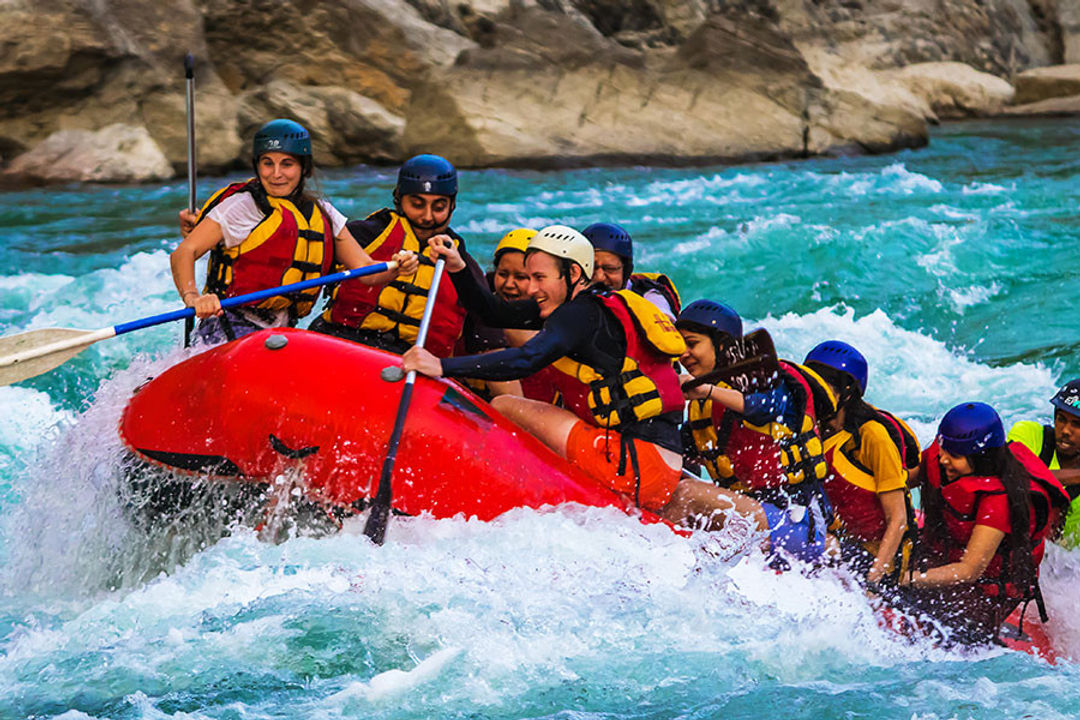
[1013,63,1080,103]
[0,0,1074,183]
[5,123,174,183]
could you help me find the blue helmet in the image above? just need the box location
[396,154,458,197]
[253,119,312,159]
[676,300,743,340]
[805,340,868,394]
[937,402,1006,457]
[583,222,634,268]
[1051,379,1080,419]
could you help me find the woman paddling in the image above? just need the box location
[802,341,920,587]
[171,119,417,344]
[898,402,1069,645]
[677,300,839,564]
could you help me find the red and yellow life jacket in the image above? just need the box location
[921,440,1069,597]
[628,273,681,316]
[321,210,466,358]
[551,289,685,430]
[201,179,334,319]
[823,410,920,543]
[685,361,836,493]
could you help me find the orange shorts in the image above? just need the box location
[565,421,681,513]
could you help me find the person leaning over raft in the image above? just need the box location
[401,226,767,531]
[171,119,417,345]
[676,300,839,564]
[306,154,488,359]
[1007,378,1080,548]
[803,341,920,587]
[583,222,681,320]
[898,402,1069,646]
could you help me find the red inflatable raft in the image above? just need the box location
[120,328,636,521]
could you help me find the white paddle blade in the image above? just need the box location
[0,327,113,386]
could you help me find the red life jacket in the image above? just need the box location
[686,361,835,493]
[550,289,685,431]
[201,179,334,319]
[321,210,466,358]
[686,398,785,491]
[823,410,920,542]
[922,440,1069,597]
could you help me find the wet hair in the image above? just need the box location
[805,361,871,434]
[676,321,737,369]
[249,154,330,226]
[920,445,1036,590]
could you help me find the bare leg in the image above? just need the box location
[660,477,769,532]
[491,394,580,457]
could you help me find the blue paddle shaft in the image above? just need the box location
[112,262,393,336]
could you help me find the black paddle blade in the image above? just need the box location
[364,380,415,545]
[692,328,780,393]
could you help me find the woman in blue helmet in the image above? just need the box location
[803,341,920,588]
[677,299,839,565]
[172,119,417,344]
[898,402,1068,645]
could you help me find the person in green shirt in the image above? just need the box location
[1006,378,1080,546]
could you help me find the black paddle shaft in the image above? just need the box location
[363,380,415,544]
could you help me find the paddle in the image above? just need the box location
[682,329,781,393]
[0,261,397,387]
[185,52,197,213]
[364,257,447,545]
[183,52,197,346]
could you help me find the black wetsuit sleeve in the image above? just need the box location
[447,264,543,330]
[440,300,596,380]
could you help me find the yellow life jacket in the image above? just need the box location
[202,179,334,318]
[551,289,686,429]
[322,210,467,358]
[683,362,836,493]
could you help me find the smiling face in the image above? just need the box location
[257,152,303,197]
[678,329,717,378]
[400,193,453,240]
[1054,409,1080,462]
[592,250,627,290]
[493,251,529,301]
[526,251,581,319]
[938,446,974,482]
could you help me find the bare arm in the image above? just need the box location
[1052,468,1080,487]
[170,217,226,318]
[681,378,746,414]
[867,489,908,583]
[902,524,1005,587]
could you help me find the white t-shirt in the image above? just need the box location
[205,191,348,328]
[207,192,347,248]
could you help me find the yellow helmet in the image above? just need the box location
[527,225,595,278]
[494,228,537,263]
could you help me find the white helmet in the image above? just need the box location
[527,224,595,279]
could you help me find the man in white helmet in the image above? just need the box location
[403,225,769,531]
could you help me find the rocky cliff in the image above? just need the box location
[1,0,1077,183]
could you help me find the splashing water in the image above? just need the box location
[3,118,1080,718]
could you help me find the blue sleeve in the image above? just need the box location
[741,384,795,427]
[441,300,594,381]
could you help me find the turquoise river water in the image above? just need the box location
[2,118,1080,718]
